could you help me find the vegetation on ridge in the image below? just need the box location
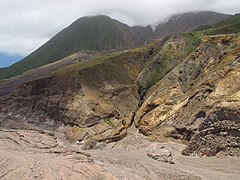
[194,15,240,35]
[0,15,140,80]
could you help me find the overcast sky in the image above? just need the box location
[0,0,239,67]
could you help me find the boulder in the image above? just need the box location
[147,144,175,164]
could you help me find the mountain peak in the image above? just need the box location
[76,14,112,21]
[152,11,230,37]
[0,11,232,79]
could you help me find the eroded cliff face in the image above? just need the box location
[135,34,240,156]
[0,34,239,156]
[0,44,160,149]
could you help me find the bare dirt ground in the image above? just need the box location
[85,128,240,180]
[0,128,116,180]
[0,126,240,180]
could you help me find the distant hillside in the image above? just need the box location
[0,15,148,79]
[194,14,240,35]
[153,11,230,38]
[0,68,5,73]
[0,11,231,80]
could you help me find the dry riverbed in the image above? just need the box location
[0,127,239,180]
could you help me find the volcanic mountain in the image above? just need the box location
[0,11,230,80]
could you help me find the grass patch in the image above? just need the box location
[104,119,117,129]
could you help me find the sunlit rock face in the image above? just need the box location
[135,34,240,156]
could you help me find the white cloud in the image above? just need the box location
[0,34,49,56]
[0,0,239,56]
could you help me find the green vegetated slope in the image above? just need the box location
[0,68,5,74]
[194,14,240,35]
[136,33,201,97]
[0,15,147,80]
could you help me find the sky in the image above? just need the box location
[0,0,239,67]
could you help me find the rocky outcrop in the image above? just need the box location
[147,144,175,164]
[0,44,158,149]
[135,34,240,156]
[182,107,240,156]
